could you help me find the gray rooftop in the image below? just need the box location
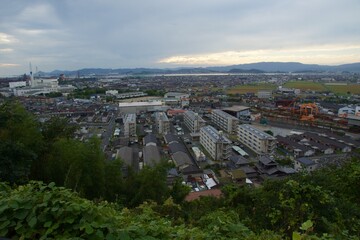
[296,157,316,166]
[222,105,250,112]
[144,134,157,145]
[155,111,169,121]
[212,109,238,120]
[239,124,276,140]
[164,134,180,144]
[124,113,136,123]
[143,145,161,167]
[117,146,133,166]
[185,110,206,122]
[172,152,194,168]
[201,125,232,143]
[169,142,188,154]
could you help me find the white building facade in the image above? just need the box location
[155,112,170,134]
[184,110,206,133]
[124,113,136,137]
[237,124,276,155]
[211,109,239,134]
[200,125,232,161]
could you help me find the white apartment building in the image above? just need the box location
[124,113,136,137]
[184,110,206,133]
[155,112,170,134]
[200,125,232,161]
[237,124,276,154]
[211,109,239,134]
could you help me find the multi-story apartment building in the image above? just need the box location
[124,113,136,137]
[211,109,239,134]
[184,110,206,133]
[155,112,170,134]
[200,125,232,161]
[237,124,276,154]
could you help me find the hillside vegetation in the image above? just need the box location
[1,100,360,239]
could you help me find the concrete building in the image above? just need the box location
[211,109,239,134]
[257,90,272,99]
[200,125,232,161]
[116,92,147,99]
[294,157,317,172]
[13,78,75,96]
[155,112,170,134]
[9,81,26,89]
[164,92,190,100]
[184,110,206,133]
[222,105,251,122]
[124,113,136,137]
[278,86,301,95]
[118,101,163,114]
[238,124,276,155]
[338,105,360,117]
[105,90,118,95]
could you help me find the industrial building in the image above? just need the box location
[211,109,239,134]
[237,124,276,155]
[118,101,164,114]
[123,113,136,137]
[200,125,232,161]
[222,105,251,122]
[164,92,190,100]
[155,112,170,134]
[184,110,206,133]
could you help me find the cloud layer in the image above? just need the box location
[1,0,359,75]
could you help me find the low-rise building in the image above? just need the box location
[200,125,232,161]
[211,109,239,134]
[294,157,317,172]
[238,124,276,154]
[257,90,272,99]
[184,110,206,133]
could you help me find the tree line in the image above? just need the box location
[1,100,360,239]
[0,101,189,206]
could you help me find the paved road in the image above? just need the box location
[102,115,116,151]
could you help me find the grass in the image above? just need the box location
[227,80,360,95]
[227,83,276,94]
[283,81,326,91]
[325,84,360,95]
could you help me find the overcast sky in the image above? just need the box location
[1,0,360,76]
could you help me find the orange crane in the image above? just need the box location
[299,103,319,121]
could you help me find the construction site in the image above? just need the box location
[253,98,350,133]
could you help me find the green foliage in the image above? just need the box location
[45,92,63,98]
[124,164,170,207]
[145,89,166,96]
[41,117,78,142]
[43,137,105,200]
[104,159,124,202]
[0,181,283,240]
[0,101,43,184]
[70,88,106,99]
[169,178,191,204]
[264,130,274,136]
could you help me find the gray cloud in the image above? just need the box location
[0,0,360,75]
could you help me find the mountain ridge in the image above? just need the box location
[38,62,360,76]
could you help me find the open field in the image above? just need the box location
[227,81,360,95]
[325,84,360,95]
[283,81,326,91]
[227,83,276,94]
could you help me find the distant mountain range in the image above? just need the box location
[38,62,360,76]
